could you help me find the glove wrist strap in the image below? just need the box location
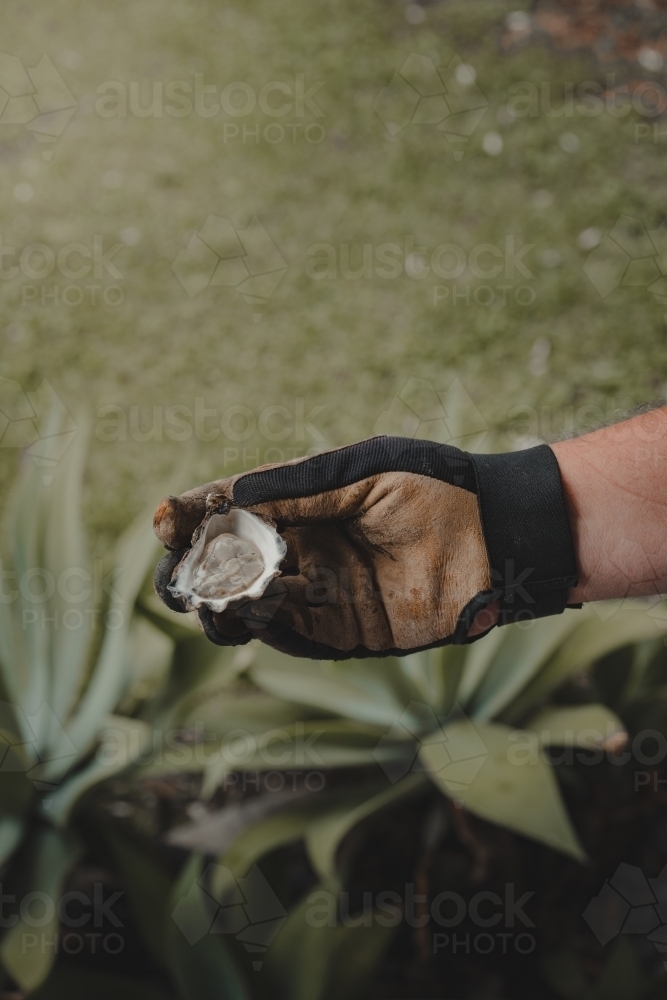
[470,445,579,627]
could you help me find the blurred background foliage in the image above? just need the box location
[2,0,667,997]
[2,0,667,551]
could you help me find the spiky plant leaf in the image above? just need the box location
[249,648,427,727]
[419,720,585,860]
[167,854,251,1000]
[261,889,396,1000]
[464,612,581,721]
[0,412,92,762]
[47,715,152,825]
[524,703,626,747]
[215,798,332,889]
[0,827,81,992]
[502,603,667,724]
[63,508,163,763]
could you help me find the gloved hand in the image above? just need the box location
[153,436,579,659]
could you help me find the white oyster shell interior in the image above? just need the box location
[168,509,286,613]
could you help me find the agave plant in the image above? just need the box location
[137,582,667,999]
[0,411,184,996]
[15,402,656,998]
[150,603,667,851]
[127,384,667,997]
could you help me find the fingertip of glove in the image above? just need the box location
[154,489,231,549]
[154,549,188,613]
[197,606,251,647]
[153,495,184,548]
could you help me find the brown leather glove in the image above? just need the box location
[153,436,579,659]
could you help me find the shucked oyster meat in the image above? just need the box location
[190,533,264,599]
[168,507,286,613]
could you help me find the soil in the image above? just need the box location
[503,1,667,68]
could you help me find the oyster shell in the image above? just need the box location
[168,508,286,613]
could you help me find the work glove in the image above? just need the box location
[153,436,579,659]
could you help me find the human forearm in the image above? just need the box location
[551,407,667,603]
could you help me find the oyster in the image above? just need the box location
[168,508,286,613]
[190,534,264,599]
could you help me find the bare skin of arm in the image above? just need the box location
[470,406,667,635]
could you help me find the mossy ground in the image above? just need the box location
[2,0,666,552]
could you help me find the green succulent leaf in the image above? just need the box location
[524,703,626,747]
[0,743,35,824]
[216,798,331,888]
[262,889,397,1000]
[249,648,425,727]
[149,639,253,733]
[167,853,250,1000]
[503,603,667,724]
[98,824,173,968]
[1,412,91,761]
[455,626,507,707]
[40,419,94,737]
[137,586,202,642]
[47,715,152,825]
[419,720,586,861]
[63,508,163,764]
[0,818,25,870]
[201,717,401,798]
[0,827,81,992]
[465,612,582,721]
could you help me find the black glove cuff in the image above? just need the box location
[470,445,578,626]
